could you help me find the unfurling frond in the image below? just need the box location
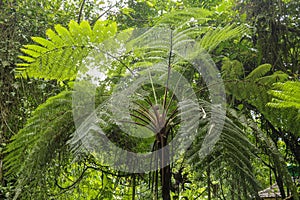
[16,20,117,81]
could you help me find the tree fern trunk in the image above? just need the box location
[158,131,171,200]
[161,164,171,200]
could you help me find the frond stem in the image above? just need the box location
[163,30,174,110]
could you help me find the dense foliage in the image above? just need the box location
[1,0,299,199]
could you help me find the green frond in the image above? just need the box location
[54,24,74,44]
[249,120,299,198]
[256,71,289,85]
[68,20,84,43]
[222,60,299,137]
[31,36,56,49]
[221,59,244,79]
[17,55,35,63]
[46,29,64,45]
[246,63,272,80]
[267,81,300,109]
[173,26,208,43]
[16,20,118,81]
[92,20,117,43]
[4,91,74,195]
[20,48,41,58]
[158,8,212,26]
[23,44,48,53]
[131,22,246,69]
[187,105,260,198]
[79,20,93,38]
[198,24,246,52]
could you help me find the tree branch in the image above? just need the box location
[77,0,86,23]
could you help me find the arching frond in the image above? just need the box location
[267,81,300,123]
[187,103,261,199]
[247,119,299,199]
[4,91,74,198]
[132,22,247,61]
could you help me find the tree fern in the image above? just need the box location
[7,11,252,199]
[69,17,253,199]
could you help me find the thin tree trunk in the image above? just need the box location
[158,131,171,200]
[275,171,286,199]
[207,164,211,200]
[132,174,136,200]
[161,165,171,200]
[231,181,235,200]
